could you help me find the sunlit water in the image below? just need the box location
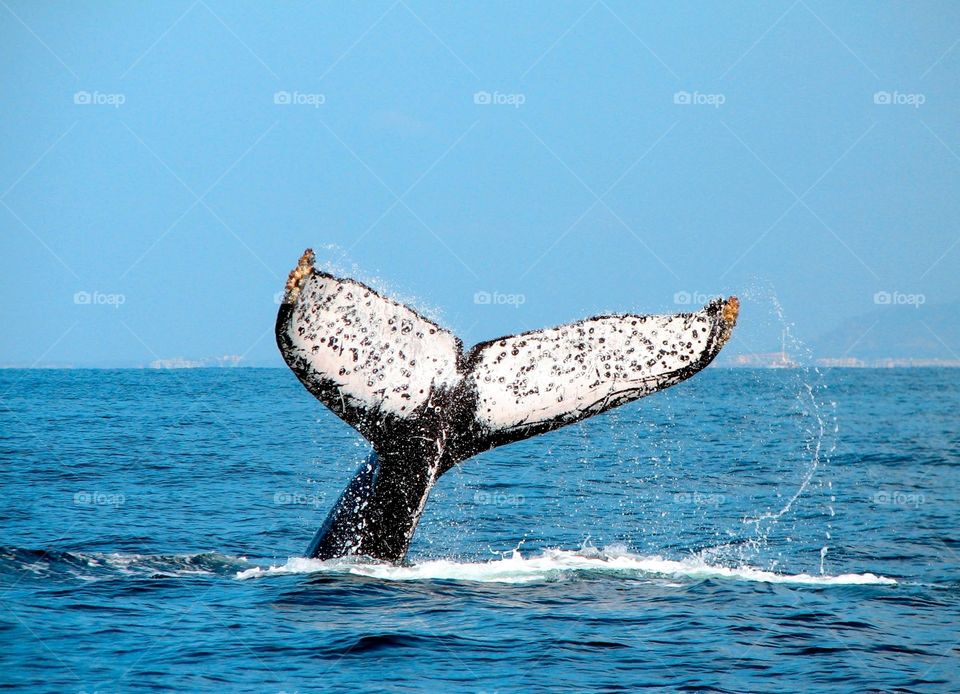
[1,368,957,691]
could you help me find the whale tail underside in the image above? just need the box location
[276,249,739,562]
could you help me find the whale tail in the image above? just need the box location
[276,249,738,562]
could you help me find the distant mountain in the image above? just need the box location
[811,302,960,360]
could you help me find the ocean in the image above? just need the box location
[1,367,957,692]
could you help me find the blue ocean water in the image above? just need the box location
[1,367,957,692]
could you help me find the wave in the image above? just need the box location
[0,547,246,580]
[234,545,897,586]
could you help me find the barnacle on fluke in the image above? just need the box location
[283,248,315,304]
[276,249,739,564]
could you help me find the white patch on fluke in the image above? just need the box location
[468,313,716,431]
[285,273,461,416]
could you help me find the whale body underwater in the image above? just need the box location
[276,249,740,564]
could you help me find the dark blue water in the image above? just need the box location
[1,368,957,692]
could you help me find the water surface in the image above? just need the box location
[1,368,957,691]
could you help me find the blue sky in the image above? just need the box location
[2,1,958,366]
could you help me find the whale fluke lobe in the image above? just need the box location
[277,249,738,563]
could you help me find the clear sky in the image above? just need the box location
[2,1,958,366]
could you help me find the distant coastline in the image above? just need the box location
[725,354,960,368]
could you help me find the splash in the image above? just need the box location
[314,245,449,328]
[734,285,839,568]
[235,545,894,586]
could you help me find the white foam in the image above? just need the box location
[234,547,896,586]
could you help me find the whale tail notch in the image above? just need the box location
[276,249,739,562]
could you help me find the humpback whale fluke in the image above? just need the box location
[276,249,739,564]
